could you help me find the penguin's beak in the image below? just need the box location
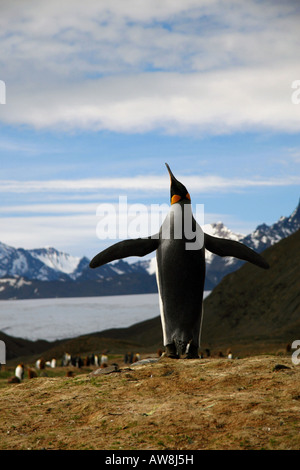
[165,163,177,184]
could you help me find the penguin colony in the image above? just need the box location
[90,164,269,359]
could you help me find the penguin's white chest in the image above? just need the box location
[160,203,204,250]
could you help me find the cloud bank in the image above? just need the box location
[1,0,300,134]
[1,173,299,195]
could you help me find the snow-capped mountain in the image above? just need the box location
[0,242,145,283]
[241,201,300,251]
[204,200,300,287]
[0,242,91,281]
[133,257,157,276]
[203,222,244,265]
[0,200,299,299]
[0,242,70,281]
[28,247,82,276]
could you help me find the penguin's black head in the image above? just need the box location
[165,163,191,205]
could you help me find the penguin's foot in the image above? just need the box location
[165,344,179,359]
[185,343,199,359]
[185,353,199,359]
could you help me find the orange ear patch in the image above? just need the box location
[186,193,191,200]
[171,194,181,205]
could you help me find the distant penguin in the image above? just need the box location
[84,356,90,366]
[35,358,45,370]
[62,353,72,367]
[89,163,269,359]
[101,354,108,367]
[133,353,140,362]
[227,349,233,359]
[15,364,24,381]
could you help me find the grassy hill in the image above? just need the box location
[201,229,300,354]
[0,355,299,450]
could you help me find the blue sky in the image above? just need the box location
[0,0,300,259]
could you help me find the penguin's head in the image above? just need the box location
[165,163,191,205]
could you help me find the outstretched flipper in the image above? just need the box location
[90,236,159,269]
[204,233,270,269]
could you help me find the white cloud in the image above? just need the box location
[2,66,300,134]
[1,0,300,134]
[0,202,98,214]
[1,0,298,75]
[0,214,98,257]
[0,173,299,196]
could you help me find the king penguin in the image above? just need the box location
[90,163,269,359]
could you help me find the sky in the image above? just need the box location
[0,0,300,260]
